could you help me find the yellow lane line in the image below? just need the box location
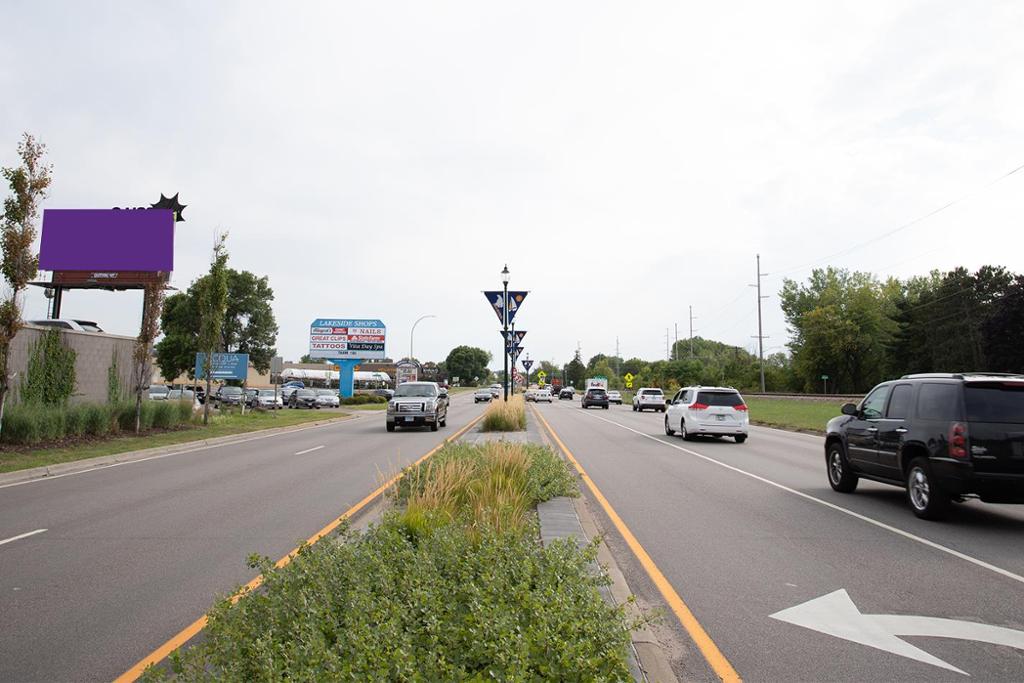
[531,405,742,683]
[115,411,485,683]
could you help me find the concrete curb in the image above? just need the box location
[529,408,680,683]
[0,413,362,487]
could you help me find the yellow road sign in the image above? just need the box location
[624,372,634,382]
[538,370,547,379]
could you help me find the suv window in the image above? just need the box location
[965,383,1024,424]
[916,383,961,420]
[885,384,914,419]
[680,390,691,403]
[696,391,743,407]
[860,385,890,420]
[641,389,662,396]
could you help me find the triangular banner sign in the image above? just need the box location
[522,359,534,372]
[505,291,528,323]
[484,291,506,324]
[514,330,526,344]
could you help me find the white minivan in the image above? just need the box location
[664,386,749,443]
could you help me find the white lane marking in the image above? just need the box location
[0,528,47,547]
[294,445,324,455]
[772,588,1024,674]
[577,410,1024,587]
[0,414,368,491]
[749,424,824,441]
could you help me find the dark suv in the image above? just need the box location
[825,373,1024,519]
[581,388,609,409]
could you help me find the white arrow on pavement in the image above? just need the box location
[770,589,1024,676]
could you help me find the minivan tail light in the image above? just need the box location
[734,404,748,411]
[949,422,968,459]
[690,402,708,410]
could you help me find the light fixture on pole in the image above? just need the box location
[410,314,436,362]
[501,264,510,402]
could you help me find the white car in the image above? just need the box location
[664,386,748,443]
[632,387,665,412]
[488,384,502,398]
[255,389,284,409]
[148,385,170,401]
[315,389,341,408]
[535,389,553,403]
[607,390,622,405]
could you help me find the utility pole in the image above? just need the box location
[673,323,678,361]
[665,328,670,361]
[615,336,620,380]
[689,306,697,358]
[750,254,769,392]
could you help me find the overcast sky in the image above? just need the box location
[2,1,1022,371]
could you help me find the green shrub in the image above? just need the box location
[152,401,177,429]
[158,522,631,682]
[64,404,89,437]
[20,329,77,407]
[36,406,66,442]
[175,399,193,423]
[83,404,112,437]
[1,404,41,444]
[114,401,157,432]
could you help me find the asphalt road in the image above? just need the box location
[0,394,485,682]
[536,398,1024,681]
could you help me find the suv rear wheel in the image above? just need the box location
[826,442,858,493]
[906,457,950,520]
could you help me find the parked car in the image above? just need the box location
[559,387,575,400]
[633,388,666,412]
[289,388,319,409]
[535,388,553,403]
[387,381,448,432]
[607,390,622,405]
[214,385,245,406]
[254,389,284,409]
[280,385,301,402]
[825,373,1024,520]
[26,319,103,332]
[244,388,260,407]
[147,385,170,401]
[581,387,609,409]
[373,388,395,400]
[665,386,748,443]
[166,389,195,402]
[474,388,493,403]
[315,388,340,408]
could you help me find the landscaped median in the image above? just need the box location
[145,441,635,681]
[481,393,527,431]
[0,406,354,476]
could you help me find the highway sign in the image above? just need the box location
[195,352,249,380]
[309,318,386,360]
[624,372,635,389]
[537,370,547,379]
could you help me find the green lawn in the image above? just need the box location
[745,397,846,434]
[344,403,387,410]
[0,409,354,475]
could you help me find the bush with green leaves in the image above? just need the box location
[0,399,191,445]
[20,329,77,406]
[156,522,631,682]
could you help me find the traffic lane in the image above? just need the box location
[0,396,483,682]
[542,401,1024,681]
[602,404,1024,577]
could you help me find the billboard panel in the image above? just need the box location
[309,318,386,359]
[39,209,174,272]
[195,352,250,380]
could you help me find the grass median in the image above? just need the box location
[481,394,527,431]
[0,408,354,475]
[148,441,635,682]
[745,396,846,433]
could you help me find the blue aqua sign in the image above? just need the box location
[195,352,249,380]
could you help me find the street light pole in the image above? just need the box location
[501,265,510,402]
[410,314,436,362]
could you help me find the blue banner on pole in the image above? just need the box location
[522,359,534,372]
[514,330,526,344]
[484,291,507,324]
[195,352,249,380]
[506,291,528,323]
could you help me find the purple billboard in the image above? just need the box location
[39,209,174,272]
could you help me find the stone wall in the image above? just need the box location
[8,325,137,405]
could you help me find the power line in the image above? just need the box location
[773,161,1024,278]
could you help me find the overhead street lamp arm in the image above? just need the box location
[410,314,437,362]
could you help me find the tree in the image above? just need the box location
[982,274,1024,372]
[198,234,229,425]
[134,282,165,432]
[564,351,586,389]
[444,346,491,385]
[155,265,278,383]
[298,354,327,364]
[780,267,899,392]
[0,133,51,434]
